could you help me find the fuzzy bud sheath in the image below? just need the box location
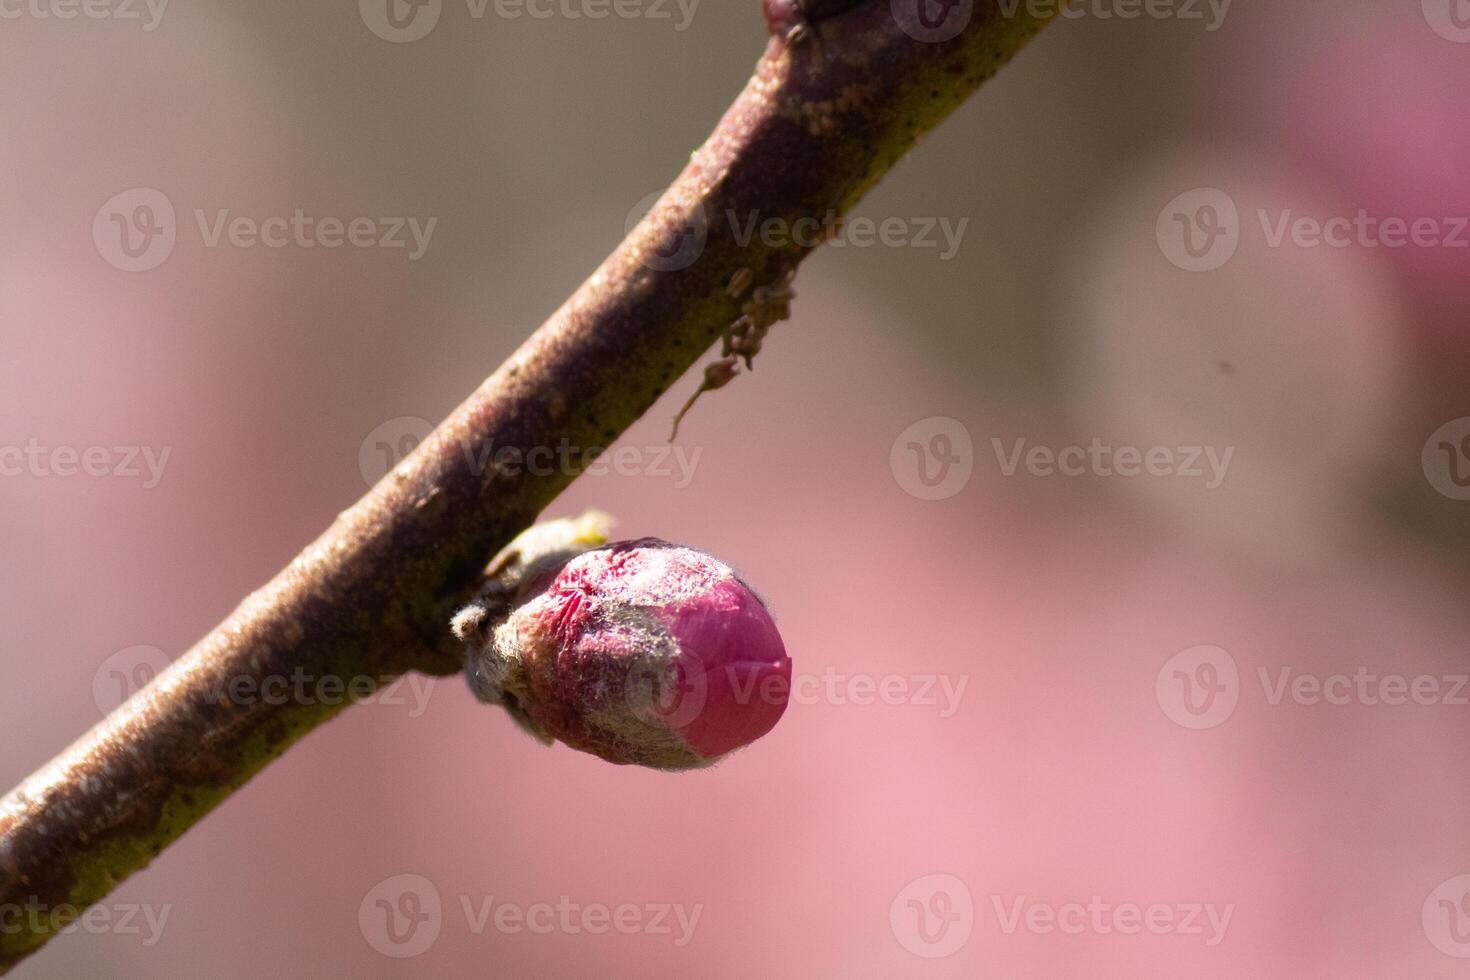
[454,533,791,771]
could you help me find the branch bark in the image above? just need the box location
[0,2,1056,970]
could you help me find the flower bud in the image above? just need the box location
[458,537,792,770]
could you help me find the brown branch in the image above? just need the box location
[0,2,1057,970]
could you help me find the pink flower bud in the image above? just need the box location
[460,538,792,770]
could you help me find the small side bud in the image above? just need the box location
[762,0,865,40]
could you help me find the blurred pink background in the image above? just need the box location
[4,1,1470,976]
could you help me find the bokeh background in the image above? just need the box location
[4,1,1470,976]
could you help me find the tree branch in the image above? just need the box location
[0,2,1056,970]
